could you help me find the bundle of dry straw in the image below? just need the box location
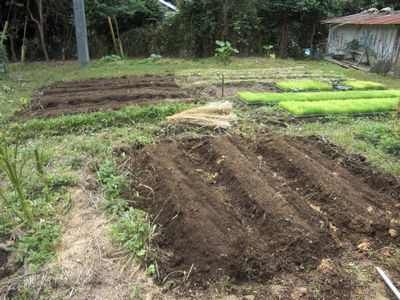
[167,101,237,129]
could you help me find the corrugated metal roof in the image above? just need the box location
[322,12,400,25]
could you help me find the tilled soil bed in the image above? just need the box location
[25,76,193,118]
[125,134,400,297]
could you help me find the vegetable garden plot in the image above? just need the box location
[125,135,399,296]
[25,76,194,118]
[179,67,345,88]
[238,90,400,104]
[279,98,399,116]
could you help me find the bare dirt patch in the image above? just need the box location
[25,76,194,118]
[125,134,400,298]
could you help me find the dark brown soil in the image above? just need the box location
[0,247,19,280]
[25,76,194,118]
[125,134,399,297]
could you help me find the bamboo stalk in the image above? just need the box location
[107,17,119,56]
[113,16,124,58]
[21,0,30,62]
[1,21,9,45]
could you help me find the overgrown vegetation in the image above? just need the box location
[276,80,332,91]
[0,143,72,271]
[279,98,399,116]
[3,103,196,142]
[97,158,159,274]
[2,0,397,60]
[239,90,400,104]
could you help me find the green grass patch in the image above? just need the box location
[3,103,196,141]
[342,81,386,90]
[276,80,332,91]
[238,90,400,104]
[279,98,399,116]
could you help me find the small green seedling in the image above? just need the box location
[215,40,239,97]
[263,44,275,59]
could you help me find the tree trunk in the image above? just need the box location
[30,0,49,61]
[310,23,317,49]
[222,0,228,40]
[38,24,49,61]
[10,37,17,61]
[279,15,289,58]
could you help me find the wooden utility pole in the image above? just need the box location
[73,0,90,67]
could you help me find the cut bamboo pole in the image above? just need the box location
[21,17,28,62]
[376,267,400,300]
[107,17,119,56]
[1,21,9,45]
[113,16,124,58]
[21,0,30,62]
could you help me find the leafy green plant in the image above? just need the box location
[0,144,33,223]
[111,207,159,261]
[17,220,61,271]
[97,159,128,213]
[215,40,239,66]
[342,81,385,90]
[100,55,122,63]
[358,122,400,157]
[215,40,239,97]
[276,80,332,91]
[34,148,49,175]
[279,98,399,116]
[263,44,275,59]
[45,173,78,189]
[238,90,400,104]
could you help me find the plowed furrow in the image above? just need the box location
[256,137,393,244]
[42,82,178,96]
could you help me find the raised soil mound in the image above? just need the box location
[126,135,400,294]
[26,76,193,118]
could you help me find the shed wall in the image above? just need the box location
[327,24,400,62]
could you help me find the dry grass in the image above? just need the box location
[167,101,237,128]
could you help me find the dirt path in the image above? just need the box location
[48,184,160,299]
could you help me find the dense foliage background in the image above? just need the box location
[0,0,399,61]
